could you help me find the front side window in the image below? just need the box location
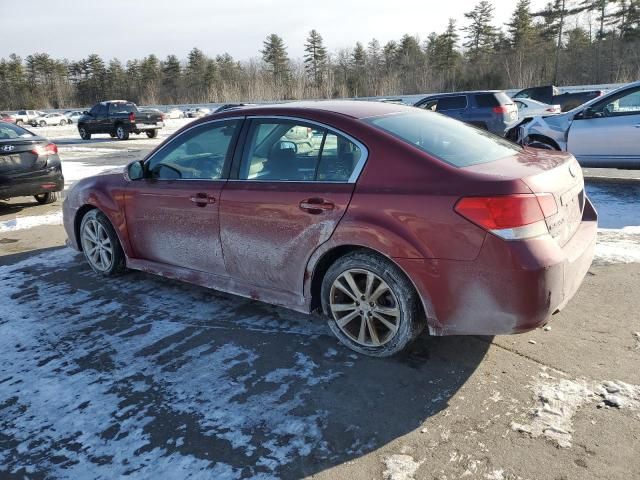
[366,110,521,168]
[147,120,240,180]
[238,119,362,182]
[437,96,467,111]
[591,88,640,117]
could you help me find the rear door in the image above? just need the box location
[567,86,640,166]
[219,117,366,295]
[435,95,468,122]
[125,118,242,274]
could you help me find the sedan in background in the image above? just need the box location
[1,112,17,123]
[165,108,186,119]
[185,107,211,118]
[514,98,561,118]
[64,111,84,124]
[31,113,68,127]
[63,101,596,357]
[0,121,64,204]
[519,81,640,168]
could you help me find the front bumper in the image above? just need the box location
[0,164,64,199]
[397,197,598,336]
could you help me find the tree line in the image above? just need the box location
[1,0,639,110]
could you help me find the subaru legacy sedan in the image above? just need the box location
[63,101,597,357]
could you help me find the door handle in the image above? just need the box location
[299,198,335,214]
[190,193,216,206]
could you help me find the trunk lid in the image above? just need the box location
[462,148,585,246]
[0,139,47,174]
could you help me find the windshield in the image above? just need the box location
[365,110,521,167]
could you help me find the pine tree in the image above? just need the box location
[508,0,536,49]
[303,29,327,87]
[261,34,289,84]
[162,55,182,103]
[463,1,498,59]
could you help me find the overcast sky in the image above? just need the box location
[1,0,548,62]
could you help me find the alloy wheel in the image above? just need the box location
[81,218,113,272]
[329,268,401,347]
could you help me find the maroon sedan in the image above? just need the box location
[63,101,597,356]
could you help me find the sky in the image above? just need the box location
[1,0,548,62]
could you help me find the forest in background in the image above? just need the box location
[1,0,639,110]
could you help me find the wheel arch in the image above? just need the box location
[74,204,127,256]
[526,134,561,150]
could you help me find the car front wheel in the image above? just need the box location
[321,251,425,357]
[79,126,91,140]
[80,209,126,276]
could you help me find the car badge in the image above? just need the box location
[2,145,15,152]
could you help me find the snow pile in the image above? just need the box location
[596,380,640,409]
[595,226,640,265]
[382,454,423,480]
[0,211,62,233]
[63,162,123,187]
[511,378,594,448]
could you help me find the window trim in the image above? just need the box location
[228,115,369,184]
[578,86,640,120]
[142,116,245,182]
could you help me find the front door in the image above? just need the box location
[125,118,242,274]
[219,117,366,295]
[568,86,640,166]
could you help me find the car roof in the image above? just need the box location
[421,90,505,98]
[213,100,416,119]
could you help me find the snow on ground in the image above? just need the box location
[382,454,423,480]
[511,371,640,448]
[0,211,62,233]
[594,226,640,264]
[62,162,123,188]
[0,247,350,478]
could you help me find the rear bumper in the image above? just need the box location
[0,164,64,198]
[133,122,163,131]
[397,197,597,336]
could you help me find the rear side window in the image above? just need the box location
[475,93,512,108]
[436,96,467,111]
[0,122,34,139]
[366,111,521,168]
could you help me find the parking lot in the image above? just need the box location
[1,120,639,479]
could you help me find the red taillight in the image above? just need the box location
[492,105,509,114]
[129,112,136,122]
[31,143,58,156]
[455,194,557,239]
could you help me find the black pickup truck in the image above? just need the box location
[512,85,602,112]
[77,100,164,140]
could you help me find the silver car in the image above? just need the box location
[519,81,640,167]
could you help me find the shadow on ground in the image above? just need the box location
[0,248,490,479]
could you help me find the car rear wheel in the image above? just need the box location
[116,125,130,140]
[59,119,67,126]
[321,251,425,357]
[34,192,60,204]
[39,120,46,127]
[146,129,158,139]
[16,120,23,126]
[80,209,126,276]
[79,126,91,140]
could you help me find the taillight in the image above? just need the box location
[129,112,136,122]
[492,105,509,114]
[455,193,557,240]
[31,143,58,156]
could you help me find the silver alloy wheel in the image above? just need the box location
[81,218,113,272]
[117,126,125,138]
[329,268,401,347]
[79,127,87,138]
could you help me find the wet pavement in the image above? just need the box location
[585,181,640,228]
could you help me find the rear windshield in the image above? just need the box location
[0,122,34,139]
[365,111,521,167]
[109,102,138,114]
[475,92,512,107]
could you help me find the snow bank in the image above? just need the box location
[595,226,640,264]
[383,454,423,480]
[0,211,62,233]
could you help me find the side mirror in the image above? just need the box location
[126,161,145,181]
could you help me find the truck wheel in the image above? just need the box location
[146,129,158,139]
[116,125,130,140]
[16,119,24,126]
[34,192,60,204]
[79,126,91,140]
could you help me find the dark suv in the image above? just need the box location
[414,91,519,137]
[77,100,164,140]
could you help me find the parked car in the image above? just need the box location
[64,111,84,124]
[1,112,17,123]
[77,100,164,140]
[0,121,64,204]
[31,113,68,127]
[512,85,603,112]
[165,108,186,119]
[185,107,211,118]
[63,101,596,357]
[514,98,562,117]
[13,110,46,126]
[516,81,640,168]
[414,91,519,136]
[213,103,256,113]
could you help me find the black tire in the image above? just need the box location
[79,209,126,276]
[321,250,425,357]
[526,139,558,150]
[16,119,24,126]
[34,191,60,204]
[146,129,158,139]
[115,125,130,140]
[79,125,91,140]
[39,120,46,127]
[59,119,67,126]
